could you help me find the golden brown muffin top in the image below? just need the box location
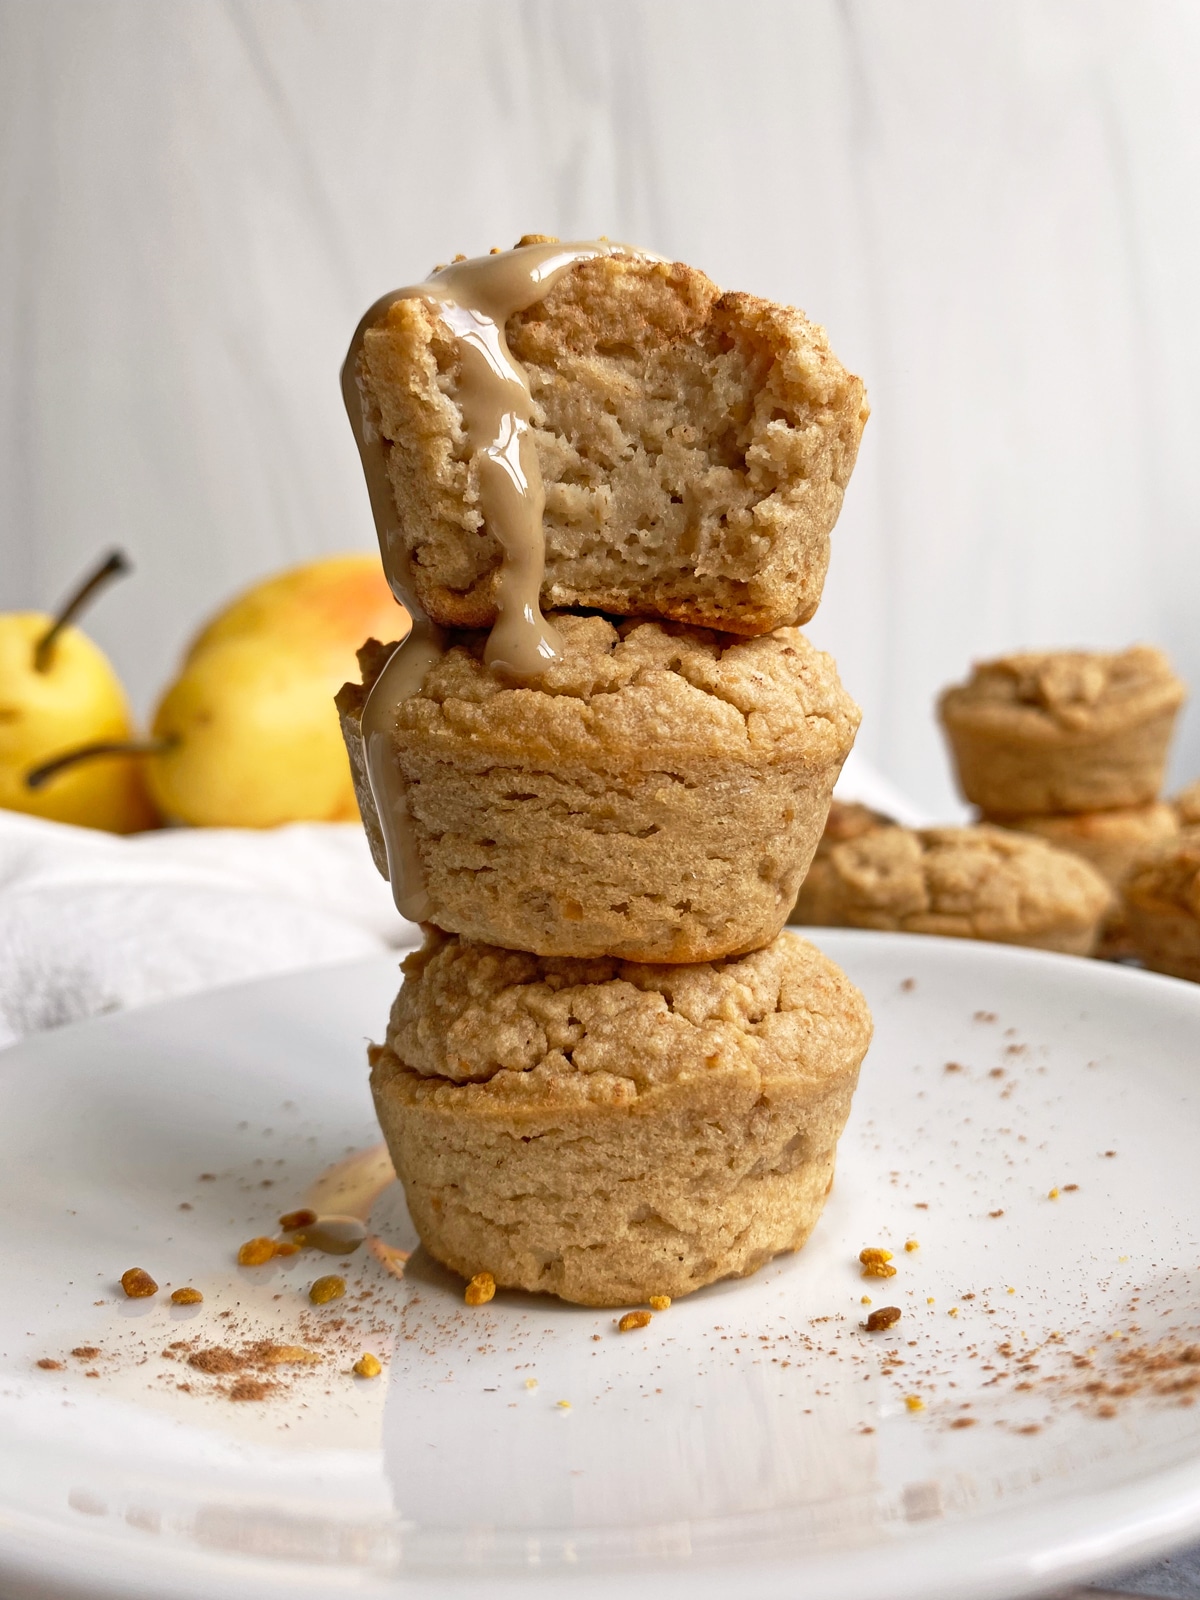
[1125,828,1200,918]
[384,929,872,1104]
[939,646,1184,738]
[824,824,1112,938]
[346,613,860,770]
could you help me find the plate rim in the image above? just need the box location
[1,930,1199,1600]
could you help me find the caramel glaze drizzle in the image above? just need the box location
[341,237,659,920]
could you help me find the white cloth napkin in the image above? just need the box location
[0,811,418,1050]
[0,755,926,1051]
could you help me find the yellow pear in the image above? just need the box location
[186,553,404,657]
[147,555,407,828]
[0,553,158,833]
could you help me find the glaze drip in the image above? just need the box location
[341,237,656,917]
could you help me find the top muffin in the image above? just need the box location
[353,250,868,636]
[939,646,1185,814]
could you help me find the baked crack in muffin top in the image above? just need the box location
[384,929,872,1101]
[343,612,860,773]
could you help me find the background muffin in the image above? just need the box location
[790,823,1112,955]
[354,249,868,636]
[371,929,872,1307]
[1174,780,1200,830]
[790,799,897,925]
[983,802,1179,890]
[339,614,860,960]
[939,647,1185,815]
[1123,829,1200,983]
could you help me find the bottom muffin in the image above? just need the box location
[369,930,872,1307]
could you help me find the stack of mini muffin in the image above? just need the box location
[337,246,874,1308]
[939,646,1188,959]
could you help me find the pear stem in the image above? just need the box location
[25,737,176,791]
[34,549,132,673]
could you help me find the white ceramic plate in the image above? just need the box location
[2,932,1200,1600]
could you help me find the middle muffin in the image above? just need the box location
[339,613,860,961]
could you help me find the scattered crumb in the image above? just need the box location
[353,1353,382,1379]
[258,1345,320,1365]
[525,1378,538,1390]
[36,1359,62,1371]
[556,1400,571,1410]
[1048,1188,1060,1200]
[648,1295,672,1311]
[864,1307,902,1333]
[237,1237,278,1267]
[905,1239,920,1253]
[71,1347,99,1360]
[309,1275,346,1306]
[120,1268,157,1299]
[464,1272,496,1307]
[279,1209,317,1231]
[170,1287,203,1306]
[905,1395,925,1412]
[860,1248,896,1280]
[618,1311,652,1333]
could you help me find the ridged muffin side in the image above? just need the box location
[339,614,860,960]
[370,930,872,1306]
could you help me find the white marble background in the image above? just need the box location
[2,0,1199,816]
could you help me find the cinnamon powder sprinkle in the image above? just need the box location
[228,1378,273,1402]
